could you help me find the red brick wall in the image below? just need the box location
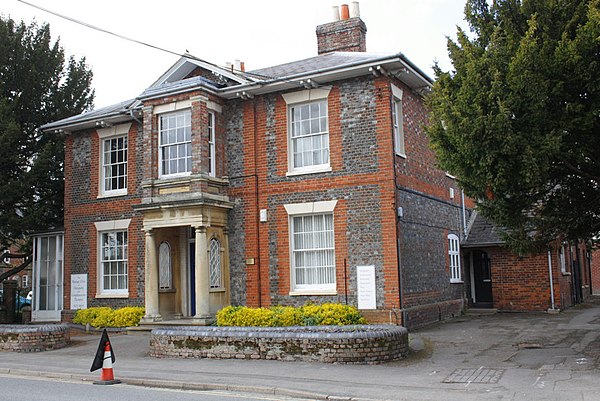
[593,249,600,295]
[482,242,589,312]
[63,123,144,310]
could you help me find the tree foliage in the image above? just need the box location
[0,16,94,250]
[427,0,600,251]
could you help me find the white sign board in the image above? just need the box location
[70,274,88,310]
[357,265,376,310]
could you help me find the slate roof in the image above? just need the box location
[462,213,505,248]
[138,76,225,100]
[40,98,138,131]
[248,52,396,80]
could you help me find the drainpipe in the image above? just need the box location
[547,248,556,311]
[461,190,467,237]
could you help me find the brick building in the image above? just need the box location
[462,213,593,311]
[40,3,471,329]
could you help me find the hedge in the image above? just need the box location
[72,306,145,328]
[216,303,366,327]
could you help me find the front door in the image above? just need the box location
[32,233,64,322]
[472,250,493,308]
[188,241,196,316]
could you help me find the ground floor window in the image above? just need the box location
[448,234,462,282]
[95,219,130,297]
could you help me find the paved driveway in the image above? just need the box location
[403,296,600,400]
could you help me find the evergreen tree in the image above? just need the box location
[427,0,600,251]
[0,16,94,250]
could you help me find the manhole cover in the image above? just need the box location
[444,368,504,384]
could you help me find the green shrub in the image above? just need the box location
[216,303,366,327]
[72,306,145,328]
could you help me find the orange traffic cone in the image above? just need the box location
[93,341,121,385]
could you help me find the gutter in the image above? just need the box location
[221,53,433,98]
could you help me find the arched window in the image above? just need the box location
[448,234,461,283]
[209,238,222,289]
[159,241,172,290]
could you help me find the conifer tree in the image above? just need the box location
[427,0,600,251]
[0,16,94,251]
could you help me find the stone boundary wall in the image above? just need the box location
[403,299,465,330]
[0,324,70,352]
[150,325,408,364]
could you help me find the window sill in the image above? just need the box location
[159,288,176,293]
[562,272,571,276]
[289,290,337,296]
[95,292,129,299]
[450,280,464,284]
[286,166,332,177]
[97,191,127,199]
[210,288,226,293]
[395,152,407,159]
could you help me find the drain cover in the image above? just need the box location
[444,368,504,384]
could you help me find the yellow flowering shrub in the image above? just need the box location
[216,303,366,327]
[72,306,145,328]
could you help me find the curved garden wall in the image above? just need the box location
[150,325,408,364]
[0,324,70,352]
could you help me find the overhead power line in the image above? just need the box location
[17,0,305,85]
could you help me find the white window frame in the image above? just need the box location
[95,219,130,297]
[158,109,192,178]
[448,234,462,283]
[159,241,172,290]
[282,89,332,176]
[559,244,567,274]
[391,84,406,157]
[285,200,337,295]
[209,238,222,290]
[97,123,131,197]
[208,111,216,177]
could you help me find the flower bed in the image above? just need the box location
[0,324,70,352]
[150,325,408,364]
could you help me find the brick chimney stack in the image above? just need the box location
[316,2,367,55]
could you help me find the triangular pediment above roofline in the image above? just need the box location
[149,54,253,89]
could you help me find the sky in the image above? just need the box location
[3,0,469,109]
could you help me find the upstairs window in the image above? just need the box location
[448,234,462,282]
[208,111,216,177]
[289,100,329,172]
[102,136,128,194]
[391,84,405,156]
[159,110,192,177]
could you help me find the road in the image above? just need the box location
[0,375,309,401]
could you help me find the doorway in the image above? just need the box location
[471,250,493,308]
[32,232,64,322]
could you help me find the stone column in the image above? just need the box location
[194,226,211,320]
[142,228,161,322]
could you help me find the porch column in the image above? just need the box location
[194,226,210,319]
[142,228,161,322]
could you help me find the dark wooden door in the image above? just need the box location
[473,250,493,307]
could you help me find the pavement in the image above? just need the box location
[1,297,600,401]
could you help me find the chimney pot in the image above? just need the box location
[340,4,350,20]
[332,6,340,21]
[240,61,245,72]
[350,2,360,18]
[234,59,241,71]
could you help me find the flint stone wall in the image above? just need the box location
[150,325,408,364]
[0,324,70,352]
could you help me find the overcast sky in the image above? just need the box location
[3,0,469,109]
